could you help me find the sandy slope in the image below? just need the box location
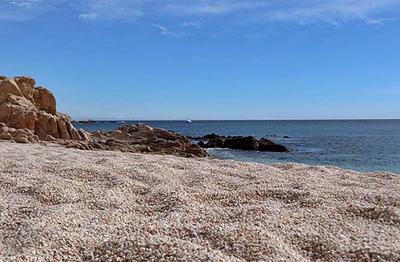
[0,142,399,261]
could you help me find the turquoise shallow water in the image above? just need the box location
[75,120,400,174]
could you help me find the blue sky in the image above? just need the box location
[1,0,400,120]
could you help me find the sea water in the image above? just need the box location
[75,120,400,174]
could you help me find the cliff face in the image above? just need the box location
[0,76,88,143]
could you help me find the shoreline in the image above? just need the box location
[3,140,398,176]
[72,120,400,175]
[1,142,399,261]
[205,147,400,176]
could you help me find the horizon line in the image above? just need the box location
[72,118,400,122]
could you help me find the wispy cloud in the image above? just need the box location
[366,17,399,25]
[0,0,46,21]
[164,1,271,16]
[261,0,400,25]
[8,0,39,8]
[153,24,183,37]
[1,0,400,26]
[78,0,143,22]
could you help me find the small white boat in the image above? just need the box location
[186,119,192,123]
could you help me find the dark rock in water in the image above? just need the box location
[224,136,259,151]
[258,138,290,152]
[63,124,209,158]
[187,133,220,140]
[203,133,222,140]
[206,137,225,148]
[195,134,290,152]
[72,119,96,124]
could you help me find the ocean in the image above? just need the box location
[74,120,400,174]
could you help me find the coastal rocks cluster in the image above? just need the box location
[63,124,208,158]
[0,75,287,157]
[192,134,290,152]
[0,75,207,157]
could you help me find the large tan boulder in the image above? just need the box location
[0,75,88,143]
[14,76,36,103]
[34,87,56,115]
[0,79,23,97]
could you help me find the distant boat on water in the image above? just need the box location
[186,119,192,123]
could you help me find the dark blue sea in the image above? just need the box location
[75,120,400,174]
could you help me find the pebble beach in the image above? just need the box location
[0,142,399,261]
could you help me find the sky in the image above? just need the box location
[1,0,400,120]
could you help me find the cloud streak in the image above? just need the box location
[153,24,183,37]
[262,0,400,25]
[1,0,400,26]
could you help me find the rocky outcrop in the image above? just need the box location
[62,124,208,158]
[193,134,290,152]
[0,75,207,158]
[0,74,288,157]
[0,76,88,143]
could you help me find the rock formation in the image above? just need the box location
[193,134,290,152]
[62,124,208,158]
[0,75,207,157]
[0,76,88,143]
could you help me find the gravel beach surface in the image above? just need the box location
[0,142,399,261]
